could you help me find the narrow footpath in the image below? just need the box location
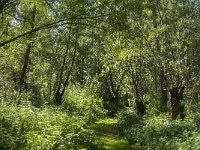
[92,118,142,150]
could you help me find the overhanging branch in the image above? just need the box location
[0,13,110,47]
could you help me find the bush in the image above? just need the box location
[123,114,198,150]
[62,85,106,122]
[193,112,200,128]
[0,102,99,150]
[116,107,141,135]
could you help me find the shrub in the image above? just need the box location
[62,85,106,122]
[116,107,141,135]
[123,114,198,150]
[0,102,99,150]
[193,112,200,128]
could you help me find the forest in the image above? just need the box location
[1,0,200,149]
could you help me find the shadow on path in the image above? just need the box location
[92,118,142,150]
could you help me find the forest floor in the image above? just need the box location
[92,118,142,150]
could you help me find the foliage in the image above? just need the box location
[116,108,141,135]
[62,85,107,122]
[1,0,200,149]
[119,112,200,150]
[0,102,99,150]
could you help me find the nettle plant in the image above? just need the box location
[0,102,99,150]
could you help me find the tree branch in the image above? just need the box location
[0,14,110,47]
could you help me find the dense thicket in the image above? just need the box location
[1,0,200,149]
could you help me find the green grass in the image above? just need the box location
[92,118,142,150]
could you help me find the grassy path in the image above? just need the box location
[92,118,142,150]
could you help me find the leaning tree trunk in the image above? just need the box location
[169,86,185,120]
[19,5,36,93]
[18,5,36,104]
[55,25,78,105]
[19,40,32,93]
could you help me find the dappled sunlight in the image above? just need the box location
[1,0,200,149]
[92,118,142,150]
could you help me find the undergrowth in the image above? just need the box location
[116,107,200,150]
[0,102,100,150]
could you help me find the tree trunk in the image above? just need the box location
[135,86,145,117]
[160,68,168,112]
[55,89,64,105]
[18,5,36,96]
[19,41,32,93]
[55,25,78,105]
[151,6,168,112]
[109,69,119,104]
[169,86,185,120]
[130,69,145,117]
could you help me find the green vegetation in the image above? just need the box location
[116,108,200,149]
[0,100,102,150]
[1,0,200,149]
[92,118,142,150]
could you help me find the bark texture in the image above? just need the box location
[169,86,185,120]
